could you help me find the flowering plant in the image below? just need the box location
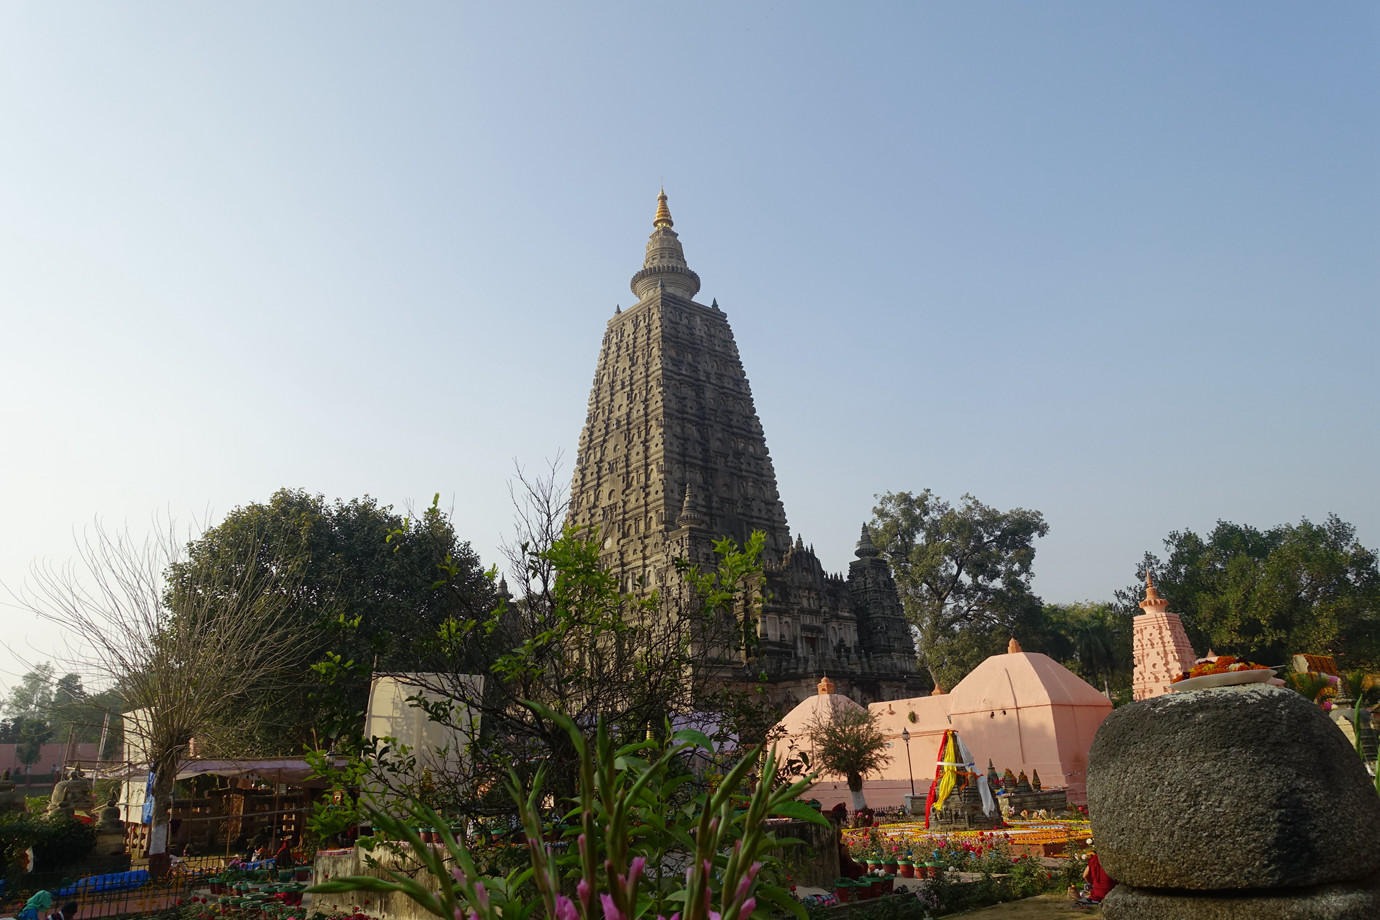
[310,702,823,920]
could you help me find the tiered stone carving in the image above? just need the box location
[1130,573,1197,700]
[92,787,128,859]
[46,765,96,819]
[567,193,921,705]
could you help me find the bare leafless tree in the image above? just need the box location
[14,518,309,857]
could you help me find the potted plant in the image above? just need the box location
[833,878,853,902]
[896,857,913,878]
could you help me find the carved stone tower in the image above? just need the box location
[568,192,921,706]
[1131,572,1198,700]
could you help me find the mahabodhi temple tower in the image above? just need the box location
[567,192,921,706]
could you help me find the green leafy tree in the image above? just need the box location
[169,488,498,753]
[870,490,1049,689]
[804,699,891,811]
[384,525,766,809]
[15,719,51,776]
[1039,602,1132,697]
[3,664,56,722]
[1122,515,1380,669]
[307,466,773,831]
[2,666,121,756]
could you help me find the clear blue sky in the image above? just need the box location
[1,3,1376,695]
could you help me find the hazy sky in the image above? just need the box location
[1,3,1376,697]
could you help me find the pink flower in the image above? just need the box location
[600,894,624,920]
[555,896,578,920]
[577,879,592,914]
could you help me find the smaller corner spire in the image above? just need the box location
[855,523,880,558]
[654,188,674,229]
[676,482,705,529]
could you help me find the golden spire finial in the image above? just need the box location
[653,188,673,229]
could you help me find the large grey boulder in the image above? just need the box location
[1102,877,1380,920]
[1086,684,1380,891]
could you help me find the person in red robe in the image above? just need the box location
[1082,850,1116,902]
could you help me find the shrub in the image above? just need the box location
[0,812,97,879]
[311,703,824,920]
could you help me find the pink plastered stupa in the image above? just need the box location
[775,638,1113,809]
[1131,571,1198,700]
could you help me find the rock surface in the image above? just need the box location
[1086,684,1380,890]
[1103,878,1380,920]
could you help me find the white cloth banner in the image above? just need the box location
[953,735,997,817]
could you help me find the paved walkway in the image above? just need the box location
[945,891,1096,918]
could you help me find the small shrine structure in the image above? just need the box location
[1131,572,1197,700]
[774,639,1113,809]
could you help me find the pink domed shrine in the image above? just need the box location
[773,640,1112,811]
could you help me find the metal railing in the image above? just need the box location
[2,860,225,920]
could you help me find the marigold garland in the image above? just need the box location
[1171,655,1273,683]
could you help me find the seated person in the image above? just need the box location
[47,901,79,920]
[18,891,53,920]
[1074,848,1116,906]
[837,835,865,880]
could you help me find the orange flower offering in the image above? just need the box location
[1171,656,1273,683]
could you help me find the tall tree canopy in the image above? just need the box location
[169,489,497,752]
[1,665,124,756]
[1122,515,1380,670]
[1037,602,1133,698]
[3,663,57,721]
[870,490,1049,690]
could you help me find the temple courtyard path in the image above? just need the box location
[946,891,1093,917]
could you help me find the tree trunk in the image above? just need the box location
[848,773,867,811]
[148,753,178,856]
